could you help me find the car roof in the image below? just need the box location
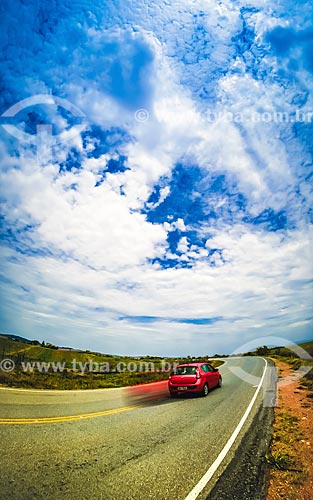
[177,362,212,366]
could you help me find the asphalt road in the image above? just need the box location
[0,357,269,500]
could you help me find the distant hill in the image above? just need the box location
[269,340,313,358]
[243,340,313,358]
[0,334,123,365]
[0,333,35,345]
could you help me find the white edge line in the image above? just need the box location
[184,357,268,500]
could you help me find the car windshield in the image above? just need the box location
[173,366,197,375]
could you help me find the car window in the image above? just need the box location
[201,364,209,372]
[173,366,196,375]
[207,364,215,372]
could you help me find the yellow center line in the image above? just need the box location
[0,403,145,425]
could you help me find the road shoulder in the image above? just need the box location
[266,359,313,500]
[207,402,274,500]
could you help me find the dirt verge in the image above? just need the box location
[266,359,312,500]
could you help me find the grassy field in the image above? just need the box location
[0,334,223,390]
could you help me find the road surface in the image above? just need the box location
[0,357,270,500]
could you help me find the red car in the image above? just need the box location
[168,362,222,397]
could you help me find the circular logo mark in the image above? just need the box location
[135,109,150,123]
[0,358,15,372]
[228,336,312,388]
[0,94,86,146]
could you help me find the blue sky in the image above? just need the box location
[0,0,312,355]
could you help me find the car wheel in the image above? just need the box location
[218,377,222,388]
[202,383,209,397]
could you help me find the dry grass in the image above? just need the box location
[266,360,313,500]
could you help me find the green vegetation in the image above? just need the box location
[0,334,223,390]
[266,411,301,471]
[266,390,309,491]
[0,367,173,390]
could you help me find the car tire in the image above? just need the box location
[218,376,222,388]
[202,383,209,397]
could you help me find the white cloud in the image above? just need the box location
[1,221,312,354]
[177,236,189,253]
[0,0,312,355]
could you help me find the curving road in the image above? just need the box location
[0,357,269,500]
